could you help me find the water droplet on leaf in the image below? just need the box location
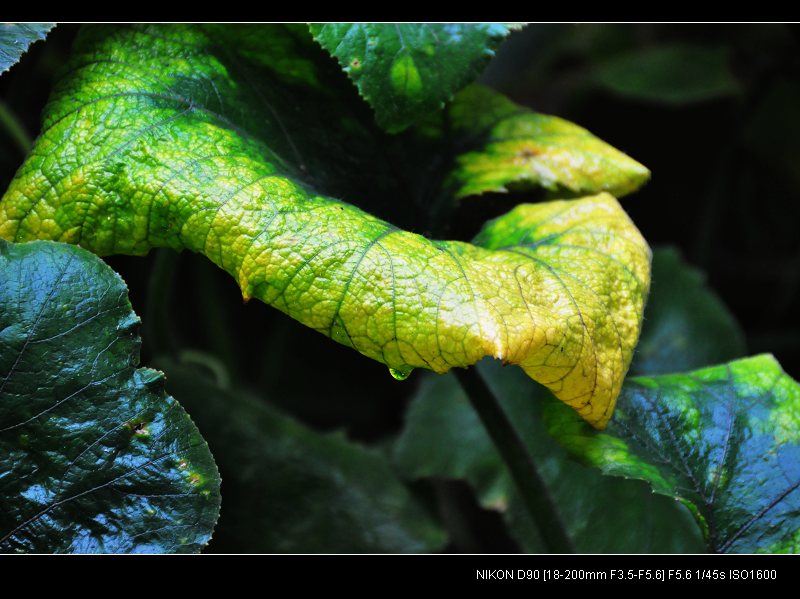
[389,367,412,381]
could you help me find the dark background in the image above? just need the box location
[2,23,798,553]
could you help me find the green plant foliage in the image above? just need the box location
[155,356,446,553]
[3,23,783,557]
[0,239,220,553]
[631,247,746,375]
[425,85,650,199]
[593,44,740,105]
[309,23,519,133]
[394,360,704,552]
[0,23,55,75]
[0,24,652,428]
[545,355,800,553]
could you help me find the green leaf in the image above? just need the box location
[545,355,800,553]
[593,44,740,106]
[0,239,220,553]
[309,23,519,133]
[0,23,55,75]
[394,360,705,552]
[631,247,746,376]
[0,24,651,428]
[424,85,651,199]
[153,356,445,552]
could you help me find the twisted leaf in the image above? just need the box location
[0,25,651,427]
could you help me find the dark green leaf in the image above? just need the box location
[0,23,55,75]
[154,356,446,553]
[309,23,519,132]
[394,360,704,552]
[632,247,746,375]
[0,239,220,553]
[593,44,740,105]
[545,355,800,553]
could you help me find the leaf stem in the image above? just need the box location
[144,249,180,357]
[0,100,32,157]
[190,258,240,381]
[453,367,575,553]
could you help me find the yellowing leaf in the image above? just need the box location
[0,25,651,427]
[422,85,651,199]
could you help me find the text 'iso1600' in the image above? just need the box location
[476,569,778,582]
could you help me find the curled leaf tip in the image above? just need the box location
[436,85,652,200]
[0,25,650,428]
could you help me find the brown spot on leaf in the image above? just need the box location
[128,420,150,437]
